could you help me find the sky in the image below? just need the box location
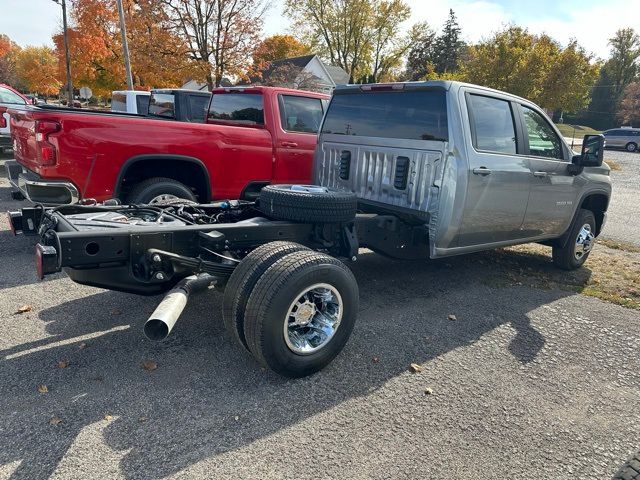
[1,0,639,60]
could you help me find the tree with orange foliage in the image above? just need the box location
[0,34,22,88]
[161,0,271,89]
[15,46,62,96]
[248,34,310,81]
[53,0,199,96]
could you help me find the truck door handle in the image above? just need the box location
[472,167,492,176]
[281,141,298,148]
[533,171,548,178]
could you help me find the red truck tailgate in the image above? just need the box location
[10,110,39,171]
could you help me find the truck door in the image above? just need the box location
[517,104,579,236]
[459,92,531,246]
[273,94,325,184]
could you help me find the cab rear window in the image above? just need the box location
[149,93,176,118]
[321,90,448,141]
[208,93,264,125]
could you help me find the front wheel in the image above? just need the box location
[626,142,638,152]
[552,209,596,270]
[243,251,359,378]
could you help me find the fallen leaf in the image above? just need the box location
[104,414,113,421]
[138,416,148,423]
[409,363,424,373]
[57,360,69,369]
[234,416,239,421]
[425,387,434,395]
[448,314,457,321]
[142,360,157,371]
[37,384,48,393]
[49,416,63,426]
[372,357,380,363]
[15,305,33,314]
[78,342,88,350]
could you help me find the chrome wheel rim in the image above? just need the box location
[283,283,343,355]
[574,223,594,260]
[148,194,180,205]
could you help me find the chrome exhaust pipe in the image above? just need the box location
[144,274,215,341]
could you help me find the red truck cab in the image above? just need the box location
[7,86,329,204]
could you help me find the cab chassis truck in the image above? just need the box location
[7,82,611,377]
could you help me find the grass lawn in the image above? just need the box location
[555,123,601,138]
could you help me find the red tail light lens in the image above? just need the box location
[35,244,59,279]
[0,107,7,129]
[35,120,61,166]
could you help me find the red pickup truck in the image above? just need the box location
[6,86,329,204]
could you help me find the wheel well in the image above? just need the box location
[117,158,210,202]
[581,193,608,236]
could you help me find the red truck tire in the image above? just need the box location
[126,177,196,205]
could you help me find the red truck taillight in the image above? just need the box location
[0,107,7,128]
[35,120,61,166]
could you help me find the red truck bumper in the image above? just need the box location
[5,160,79,204]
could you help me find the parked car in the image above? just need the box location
[0,84,29,154]
[111,90,150,114]
[7,81,610,378]
[5,86,330,204]
[602,127,640,152]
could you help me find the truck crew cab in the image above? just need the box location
[8,81,611,378]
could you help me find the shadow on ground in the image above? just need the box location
[0,245,588,479]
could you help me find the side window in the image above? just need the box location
[136,94,149,115]
[279,95,324,133]
[208,93,264,125]
[468,94,516,154]
[149,93,176,118]
[186,95,209,123]
[522,106,563,160]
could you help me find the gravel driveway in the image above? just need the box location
[0,154,639,479]
[603,150,640,245]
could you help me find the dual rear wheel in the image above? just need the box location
[222,242,359,378]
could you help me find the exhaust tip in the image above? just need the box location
[144,319,170,341]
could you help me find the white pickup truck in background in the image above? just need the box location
[110,90,151,114]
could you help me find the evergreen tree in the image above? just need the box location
[433,9,464,74]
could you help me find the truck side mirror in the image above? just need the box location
[578,134,604,167]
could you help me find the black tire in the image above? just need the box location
[613,451,640,480]
[258,184,357,223]
[552,209,596,270]
[626,142,638,152]
[221,241,310,352]
[126,177,197,205]
[243,250,359,378]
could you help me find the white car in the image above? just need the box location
[0,84,29,154]
[110,90,150,114]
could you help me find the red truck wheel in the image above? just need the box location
[127,177,196,205]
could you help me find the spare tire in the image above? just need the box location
[258,185,357,223]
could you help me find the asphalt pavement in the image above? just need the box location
[0,151,639,479]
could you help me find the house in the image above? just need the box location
[181,55,349,93]
[253,54,350,93]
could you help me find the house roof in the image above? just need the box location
[324,64,350,85]
[270,54,316,69]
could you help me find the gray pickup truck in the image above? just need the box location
[8,81,610,378]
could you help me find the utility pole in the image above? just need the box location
[53,0,74,106]
[116,0,134,90]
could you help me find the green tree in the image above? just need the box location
[607,28,640,100]
[404,21,436,81]
[432,9,464,74]
[284,0,410,82]
[460,26,597,113]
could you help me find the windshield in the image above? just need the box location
[321,89,448,141]
[0,86,27,105]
